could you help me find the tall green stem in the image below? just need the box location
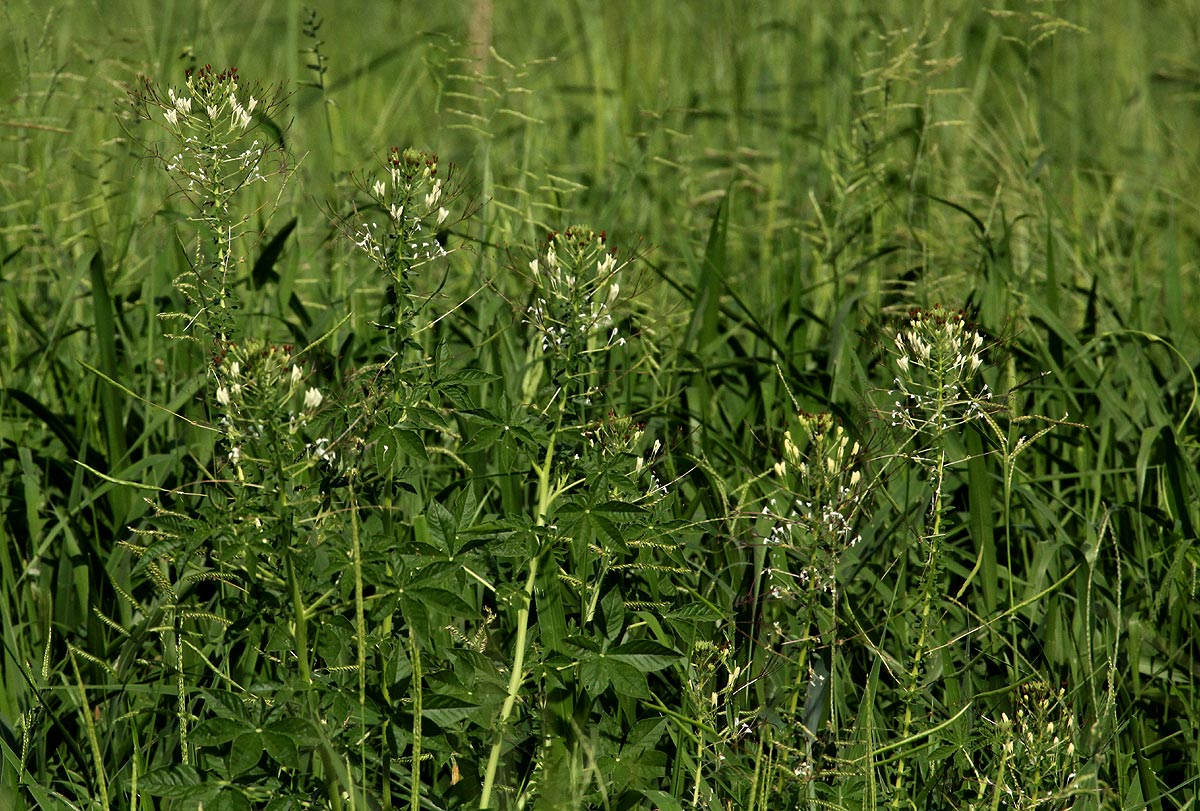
[892,438,947,808]
[479,433,558,809]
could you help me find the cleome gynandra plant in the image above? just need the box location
[874,305,1086,811]
[127,65,288,346]
[98,66,713,811]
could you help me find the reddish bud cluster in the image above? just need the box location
[547,227,619,256]
[388,146,439,179]
[904,304,979,334]
[185,64,240,91]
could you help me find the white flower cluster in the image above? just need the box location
[152,67,271,200]
[208,340,326,478]
[765,412,867,596]
[161,77,257,133]
[163,137,268,195]
[988,683,1084,807]
[888,306,992,433]
[351,147,454,280]
[525,227,627,355]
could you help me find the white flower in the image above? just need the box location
[164,107,179,127]
[230,361,242,379]
[216,386,231,407]
[310,437,335,463]
[290,365,302,385]
[232,103,251,130]
[373,179,386,199]
[424,178,443,209]
[304,387,323,410]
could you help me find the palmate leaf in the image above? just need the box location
[607,639,682,672]
[558,497,646,556]
[421,692,483,726]
[190,717,253,746]
[138,764,204,796]
[580,639,680,698]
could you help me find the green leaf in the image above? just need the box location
[444,367,498,385]
[600,586,625,641]
[581,657,611,696]
[211,788,253,811]
[405,586,477,617]
[591,514,628,552]
[607,639,682,672]
[229,731,264,776]
[261,730,299,770]
[191,717,254,746]
[642,789,686,811]
[623,716,668,755]
[460,423,501,453]
[686,192,728,353]
[267,716,321,748]
[594,500,648,518]
[665,602,728,622]
[251,216,297,288]
[393,427,429,462]
[426,499,458,550]
[139,764,203,796]
[422,693,480,725]
[607,661,650,699]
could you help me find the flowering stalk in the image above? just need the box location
[886,305,991,807]
[762,408,869,789]
[348,147,464,352]
[521,226,629,418]
[130,66,285,346]
[479,227,635,807]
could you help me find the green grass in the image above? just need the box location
[2,1,1199,809]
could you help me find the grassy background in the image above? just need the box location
[2,1,1199,809]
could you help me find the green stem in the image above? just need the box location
[479,434,558,809]
[351,484,371,802]
[892,444,946,808]
[286,552,312,689]
[410,624,423,811]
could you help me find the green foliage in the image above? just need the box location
[2,2,1199,810]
